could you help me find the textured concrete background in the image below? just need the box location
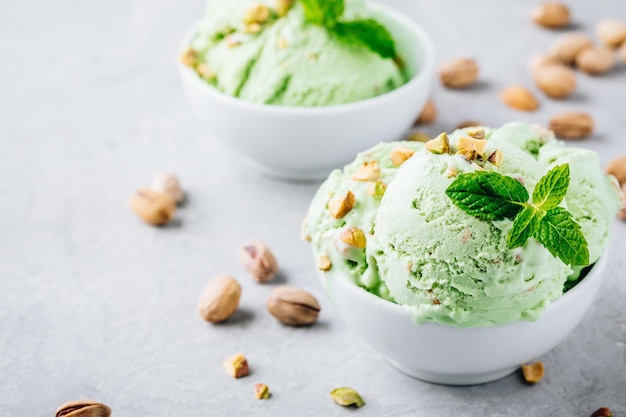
[1,0,625,416]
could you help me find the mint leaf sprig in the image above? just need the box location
[299,0,397,59]
[445,164,589,266]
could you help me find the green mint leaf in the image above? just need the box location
[532,164,570,211]
[300,0,344,27]
[446,172,529,221]
[507,206,541,249]
[535,207,589,265]
[335,19,397,59]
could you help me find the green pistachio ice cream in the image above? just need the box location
[184,0,406,106]
[303,123,623,327]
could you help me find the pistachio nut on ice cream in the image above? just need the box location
[303,123,623,327]
[180,0,407,106]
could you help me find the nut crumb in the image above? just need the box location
[351,161,380,181]
[223,353,249,378]
[521,362,544,384]
[255,384,270,400]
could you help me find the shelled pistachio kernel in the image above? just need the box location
[390,146,415,166]
[179,47,197,67]
[457,136,487,160]
[466,128,486,140]
[223,353,249,378]
[351,161,380,181]
[424,133,450,154]
[488,150,504,166]
[255,384,270,400]
[317,255,332,271]
[328,191,355,219]
[367,180,387,197]
[521,362,544,384]
[274,0,294,16]
[340,227,366,248]
[243,4,270,24]
[330,387,365,408]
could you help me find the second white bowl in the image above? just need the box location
[179,3,435,180]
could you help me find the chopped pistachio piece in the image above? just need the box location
[351,161,380,181]
[328,191,355,219]
[488,149,504,166]
[521,362,544,384]
[457,136,487,159]
[466,128,486,140]
[244,22,262,34]
[277,37,288,48]
[223,353,249,378]
[424,133,450,154]
[445,165,458,178]
[330,387,365,408]
[243,4,271,24]
[340,227,366,248]
[196,63,216,81]
[390,147,415,166]
[254,384,270,400]
[367,180,387,197]
[274,0,293,16]
[179,47,197,67]
[317,255,332,271]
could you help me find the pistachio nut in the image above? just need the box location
[351,161,380,181]
[590,407,614,417]
[330,387,365,408]
[390,147,415,166]
[266,286,320,325]
[179,47,197,67]
[488,149,504,166]
[367,180,387,197]
[255,383,270,400]
[243,4,270,24]
[239,240,278,283]
[521,362,544,384]
[130,188,176,226]
[151,172,184,204]
[424,133,450,154]
[198,275,242,323]
[328,191,355,219]
[55,400,111,417]
[415,99,437,125]
[223,353,249,378]
[317,255,332,271]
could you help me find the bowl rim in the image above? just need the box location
[328,254,607,326]
[178,1,435,114]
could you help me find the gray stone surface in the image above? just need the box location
[1,0,625,416]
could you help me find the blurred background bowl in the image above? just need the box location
[179,2,435,180]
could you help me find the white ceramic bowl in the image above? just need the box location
[178,3,435,180]
[320,256,607,385]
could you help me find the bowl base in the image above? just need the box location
[385,357,518,386]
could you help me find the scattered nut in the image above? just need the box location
[152,172,184,204]
[549,112,594,139]
[438,58,479,88]
[130,189,176,226]
[255,383,270,400]
[424,132,450,154]
[340,227,367,248]
[533,64,577,99]
[500,85,539,111]
[328,191,355,219]
[529,53,561,75]
[267,286,321,325]
[455,120,484,130]
[488,149,504,166]
[618,184,626,221]
[590,407,614,417]
[198,275,242,323]
[330,387,365,408]
[274,0,293,17]
[196,63,217,80]
[406,131,430,142]
[317,255,332,271]
[457,136,487,160]
[415,100,437,124]
[243,4,270,24]
[531,2,570,29]
[606,155,626,184]
[55,400,111,417]
[390,146,415,166]
[575,47,615,75]
[223,353,249,378]
[367,180,387,197]
[179,47,197,67]
[596,18,626,48]
[351,161,380,181]
[550,33,593,65]
[521,362,544,384]
[239,241,278,283]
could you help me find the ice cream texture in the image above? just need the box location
[304,123,623,327]
[184,0,407,106]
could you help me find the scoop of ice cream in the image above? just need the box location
[305,122,622,327]
[187,0,406,106]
